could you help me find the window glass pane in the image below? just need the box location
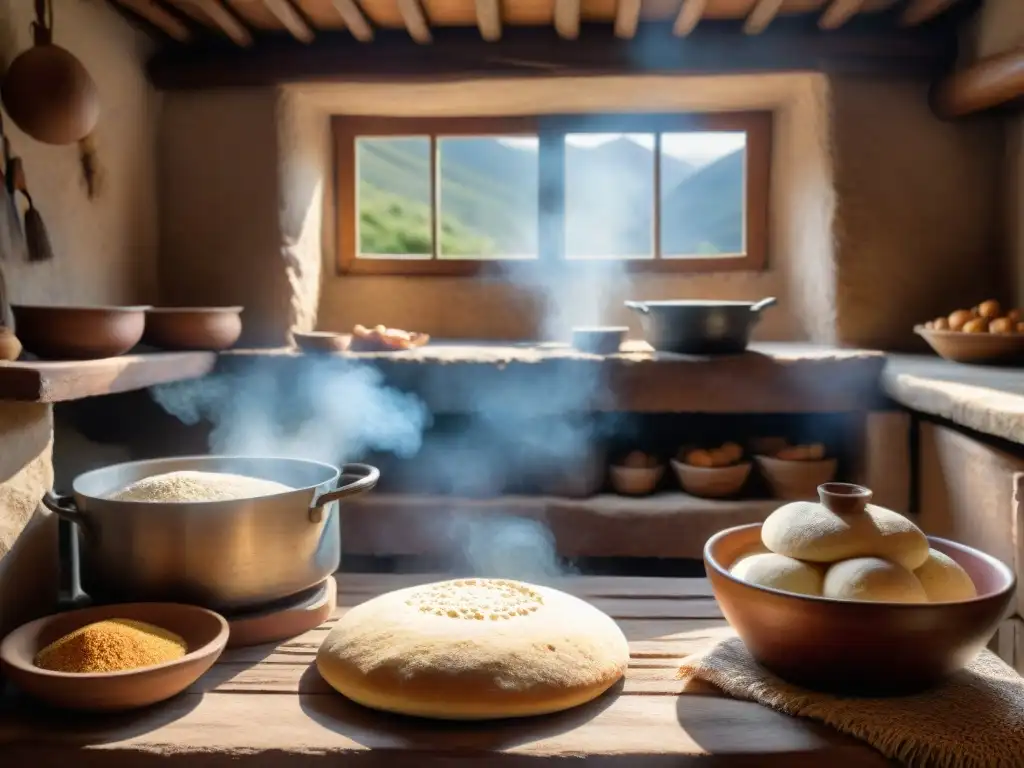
[564,133,654,260]
[437,136,539,260]
[660,131,746,258]
[356,136,432,259]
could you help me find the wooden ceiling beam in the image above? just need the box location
[396,0,432,43]
[190,0,253,46]
[933,47,1024,118]
[818,0,867,30]
[614,0,642,40]
[902,0,958,26]
[555,0,581,40]
[475,0,502,42]
[673,0,708,36]
[744,0,784,35]
[331,0,373,42]
[261,0,314,43]
[113,0,193,42]
[149,21,961,90]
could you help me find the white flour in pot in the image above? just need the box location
[108,470,294,503]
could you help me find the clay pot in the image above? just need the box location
[1,44,99,146]
[12,305,148,360]
[142,307,244,351]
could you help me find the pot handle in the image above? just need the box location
[309,463,380,523]
[624,301,650,314]
[750,297,778,313]
[43,491,89,526]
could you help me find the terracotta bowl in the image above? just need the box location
[0,602,228,712]
[671,459,752,499]
[143,307,244,351]
[755,454,837,500]
[915,325,1024,365]
[705,524,1016,695]
[293,331,352,354]
[609,464,664,496]
[571,326,628,355]
[11,305,149,360]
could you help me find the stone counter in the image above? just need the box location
[222,342,888,414]
[882,355,1024,445]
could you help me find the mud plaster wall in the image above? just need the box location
[0,0,160,637]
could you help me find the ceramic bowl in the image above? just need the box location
[11,305,149,360]
[293,331,352,354]
[915,325,1024,365]
[571,326,628,355]
[609,464,664,496]
[705,524,1015,695]
[143,307,244,351]
[755,454,837,500]
[671,459,752,499]
[0,602,228,712]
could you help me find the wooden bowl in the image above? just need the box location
[671,459,752,499]
[0,603,228,712]
[293,331,352,354]
[705,524,1016,695]
[915,325,1024,365]
[143,307,243,351]
[609,464,664,496]
[571,326,628,355]
[755,454,837,500]
[11,305,149,360]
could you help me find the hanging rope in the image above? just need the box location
[31,0,53,46]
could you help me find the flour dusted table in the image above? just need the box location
[0,574,887,766]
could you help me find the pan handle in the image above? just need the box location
[309,463,380,523]
[750,297,778,313]
[624,301,650,314]
[43,491,90,527]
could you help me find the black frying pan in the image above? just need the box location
[624,297,777,355]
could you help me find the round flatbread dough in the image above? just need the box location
[762,500,929,570]
[823,557,927,603]
[914,548,977,602]
[316,578,629,720]
[730,552,823,596]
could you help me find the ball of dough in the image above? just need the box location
[685,449,714,468]
[762,499,929,570]
[316,578,629,720]
[730,553,823,596]
[914,549,977,602]
[823,558,927,603]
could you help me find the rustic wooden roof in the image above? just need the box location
[116,0,965,47]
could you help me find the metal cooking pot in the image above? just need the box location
[624,297,777,354]
[43,456,379,613]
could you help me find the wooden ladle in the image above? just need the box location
[1,0,99,146]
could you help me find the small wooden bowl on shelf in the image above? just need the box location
[755,444,837,500]
[0,602,228,712]
[143,307,243,351]
[609,451,663,496]
[293,331,352,354]
[571,326,628,355]
[705,523,1015,695]
[672,444,752,499]
[11,304,149,360]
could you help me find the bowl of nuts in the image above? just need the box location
[916,300,1024,365]
[609,451,664,496]
[671,442,752,499]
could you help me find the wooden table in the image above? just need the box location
[0,574,888,766]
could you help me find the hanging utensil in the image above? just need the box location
[1,0,100,146]
[9,157,54,262]
[0,113,26,262]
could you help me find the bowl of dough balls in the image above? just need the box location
[609,451,664,496]
[671,443,752,499]
[754,442,837,500]
[704,482,1015,695]
[916,299,1024,365]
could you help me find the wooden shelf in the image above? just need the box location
[343,492,778,560]
[0,352,218,403]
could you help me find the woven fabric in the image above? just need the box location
[678,637,1024,768]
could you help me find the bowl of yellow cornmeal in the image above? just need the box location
[0,602,228,711]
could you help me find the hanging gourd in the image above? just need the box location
[1,0,100,146]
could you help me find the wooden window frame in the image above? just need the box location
[333,111,771,276]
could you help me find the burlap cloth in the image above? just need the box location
[678,637,1024,768]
